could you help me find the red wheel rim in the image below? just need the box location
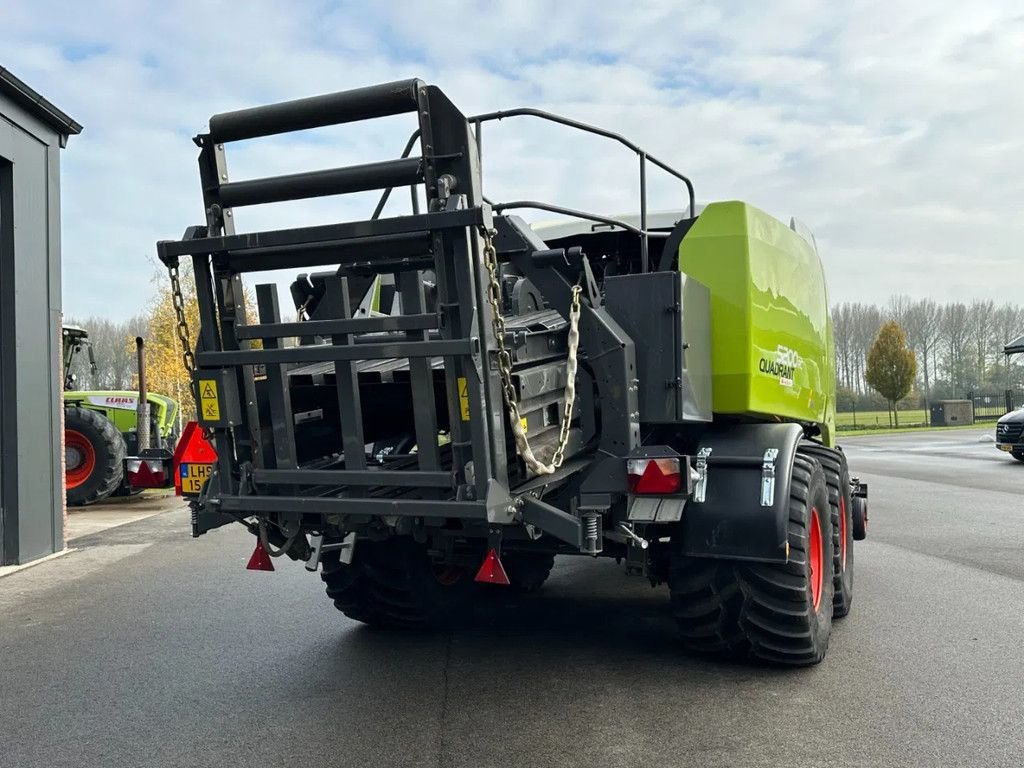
[809,506,824,611]
[433,565,463,587]
[65,429,97,489]
[839,496,848,571]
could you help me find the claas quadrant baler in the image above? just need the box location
[160,79,867,665]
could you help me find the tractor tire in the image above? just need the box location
[320,551,377,626]
[851,496,868,540]
[669,454,835,666]
[65,407,125,506]
[798,443,854,618]
[322,538,479,629]
[502,552,556,593]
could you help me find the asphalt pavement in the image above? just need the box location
[1,427,1022,767]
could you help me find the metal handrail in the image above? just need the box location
[491,201,643,237]
[372,106,697,272]
[470,108,696,272]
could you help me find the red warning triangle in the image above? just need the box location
[246,539,275,571]
[474,548,510,585]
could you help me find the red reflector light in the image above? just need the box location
[126,459,168,489]
[474,548,510,585]
[246,540,275,571]
[627,457,682,495]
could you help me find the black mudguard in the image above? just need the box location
[680,422,804,564]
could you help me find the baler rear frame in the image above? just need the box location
[157,79,699,551]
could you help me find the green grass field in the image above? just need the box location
[835,409,927,429]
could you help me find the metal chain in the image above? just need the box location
[481,228,582,476]
[168,263,197,380]
[167,262,215,442]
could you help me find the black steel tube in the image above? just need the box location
[251,468,454,489]
[639,152,648,272]
[217,158,423,208]
[197,338,473,367]
[218,495,487,519]
[372,129,421,219]
[235,314,437,340]
[208,79,423,143]
[492,200,644,236]
[161,208,486,259]
[469,107,697,218]
[222,237,433,273]
[647,154,697,219]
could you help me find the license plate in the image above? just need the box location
[179,462,213,495]
[997,444,1013,453]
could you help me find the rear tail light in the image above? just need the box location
[125,459,169,488]
[627,457,682,495]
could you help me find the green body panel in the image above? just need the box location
[63,391,178,439]
[677,201,836,446]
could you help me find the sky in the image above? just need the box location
[2,0,1022,320]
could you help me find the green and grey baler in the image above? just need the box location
[160,79,866,665]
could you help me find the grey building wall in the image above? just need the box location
[0,80,76,565]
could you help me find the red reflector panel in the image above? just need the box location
[627,457,682,495]
[172,422,218,496]
[246,540,275,571]
[474,548,510,585]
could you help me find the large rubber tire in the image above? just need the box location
[851,497,868,541]
[798,443,854,618]
[502,552,555,593]
[321,538,479,629]
[320,548,376,625]
[65,407,125,506]
[669,455,835,666]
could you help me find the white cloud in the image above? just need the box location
[1,0,1022,319]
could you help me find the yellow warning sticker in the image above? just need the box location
[458,377,470,421]
[199,379,220,422]
[520,417,528,433]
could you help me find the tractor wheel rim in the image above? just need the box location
[65,430,96,489]
[839,496,848,572]
[809,506,824,611]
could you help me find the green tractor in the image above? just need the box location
[62,325,179,505]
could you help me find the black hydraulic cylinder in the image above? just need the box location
[208,79,423,142]
[217,158,423,208]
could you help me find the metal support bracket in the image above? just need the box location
[304,532,356,571]
[693,447,712,503]
[760,448,780,507]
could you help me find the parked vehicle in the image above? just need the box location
[63,326,177,504]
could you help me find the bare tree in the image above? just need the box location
[967,299,996,388]
[832,303,854,390]
[887,294,913,327]
[940,303,971,394]
[903,299,941,411]
[850,303,883,393]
